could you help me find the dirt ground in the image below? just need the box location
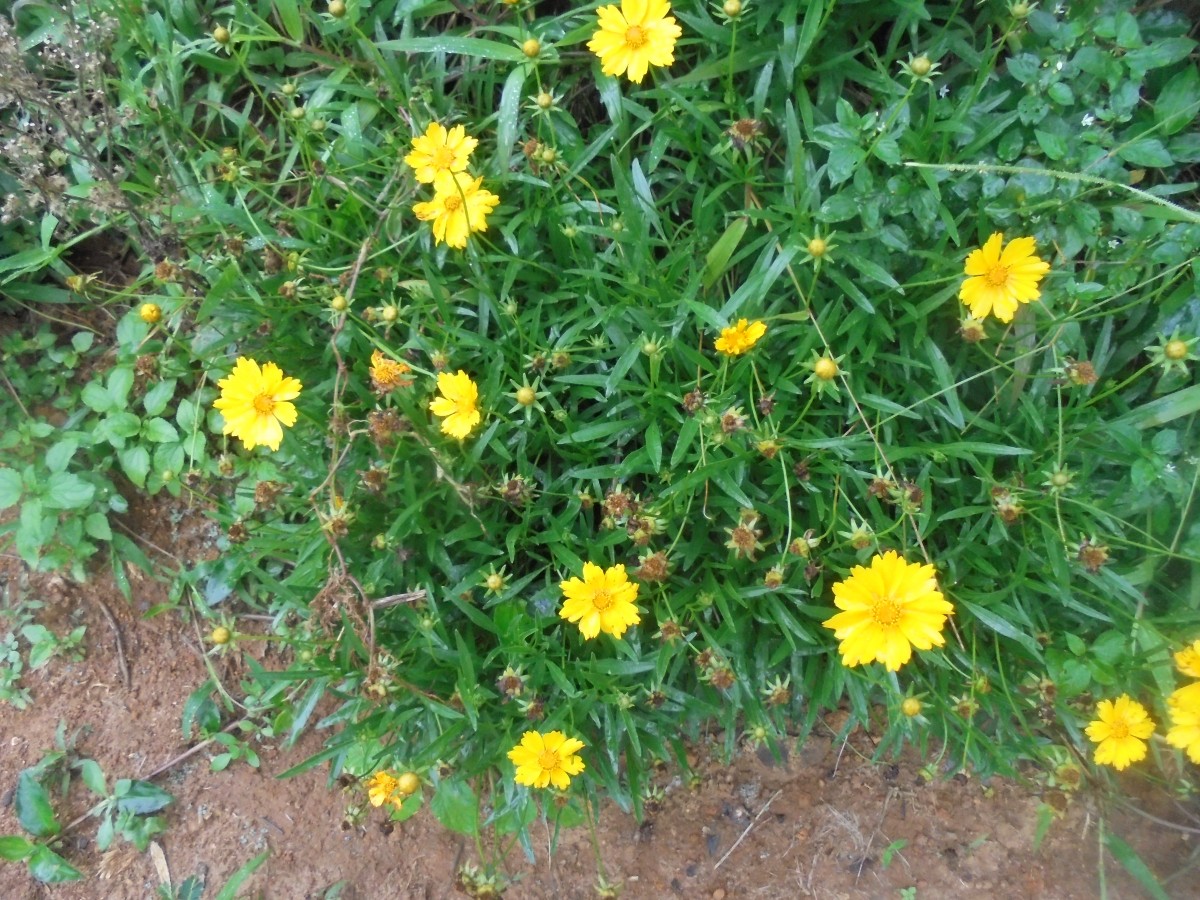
[1,499,1197,899]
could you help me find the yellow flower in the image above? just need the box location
[507,730,586,789]
[429,369,482,439]
[139,303,162,324]
[1174,639,1200,678]
[714,318,767,356]
[369,349,412,393]
[559,562,641,639]
[412,172,500,250]
[212,357,302,452]
[1166,682,1200,764]
[822,550,954,672]
[403,123,478,185]
[588,0,682,85]
[958,232,1050,323]
[1085,694,1155,771]
[366,771,403,808]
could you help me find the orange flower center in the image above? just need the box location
[591,588,613,611]
[1107,720,1130,740]
[432,147,456,169]
[443,195,463,212]
[537,750,559,770]
[985,265,1010,287]
[253,394,276,415]
[871,597,901,628]
[625,25,647,47]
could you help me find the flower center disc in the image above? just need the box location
[253,394,276,414]
[871,597,901,628]
[985,265,1010,287]
[432,147,455,169]
[1109,722,1129,740]
[444,195,463,211]
[625,25,647,47]
[592,589,613,611]
[537,750,559,770]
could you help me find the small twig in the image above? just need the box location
[372,590,427,609]
[714,789,783,870]
[87,592,130,690]
[112,517,182,563]
[1112,796,1200,836]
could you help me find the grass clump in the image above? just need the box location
[2,0,1199,886]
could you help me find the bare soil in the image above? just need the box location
[1,500,1196,899]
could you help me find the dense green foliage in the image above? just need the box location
[2,0,1199,881]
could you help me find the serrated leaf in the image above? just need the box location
[119,446,150,488]
[1118,138,1172,168]
[142,418,179,443]
[78,759,107,796]
[44,472,94,510]
[15,772,59,838]
[84,512,112,541]
[430,779,478,835]
[44,440,78,474]
[142,379,177,417]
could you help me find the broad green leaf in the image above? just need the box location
[430,779,479,835]
[43,472,94,510]
[78,759,107,796]
[0,469,22,508]
[0,835,33,861]
[27,846,83,883]
[15,772,58,838]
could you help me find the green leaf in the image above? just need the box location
[0,835,33,861]
[273,0,304,42]
[375,37,526,63]
[1154,66,1200,136]
[142,418,179,443]
[213,850,269,900]
[115,778,173,815]
[119,446,150,488]
[44,440,78,474]
[15,772,59,838]
[84,512,112,541]
[43,472,94,510]
[1117,139,1172,168]
[78,759,107,796]
[703,217,748,288]
[27,845,83,883]
[142,379,177,417]
[430,779,479,835]
[80,381,112,413]
[1104,831,1169,900]
[0,469,22,508]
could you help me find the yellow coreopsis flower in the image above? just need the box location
[429,369,482,439]
[507,730,586,789]
[1174,639,1200,678]
[958,232,1050,323]
[1166,682,1200,764]
[369,349,412,393]
[714,318,767,356]
[1085,694,1155,771]
[212,357,302,452]
[559,562,641,639]
[821,550,954,672]
[412,172,500,250]
[403,123,478,185]
[365,771,401,808]
[588,0,682,85]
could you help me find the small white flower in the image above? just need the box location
[1164,462,1177,474]
[1081,113,1095,127]
[938,84,950,98]
[1055,60,1064,71]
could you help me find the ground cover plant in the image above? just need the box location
[2,0,1199,892]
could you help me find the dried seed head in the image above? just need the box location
[636,550,671,583]
[682,389,706,414]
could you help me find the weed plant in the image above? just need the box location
[2,0,1200,887]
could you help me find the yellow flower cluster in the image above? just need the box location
[406,123,499,249]
[365,770,421,811]
[1083,641,1200,772]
